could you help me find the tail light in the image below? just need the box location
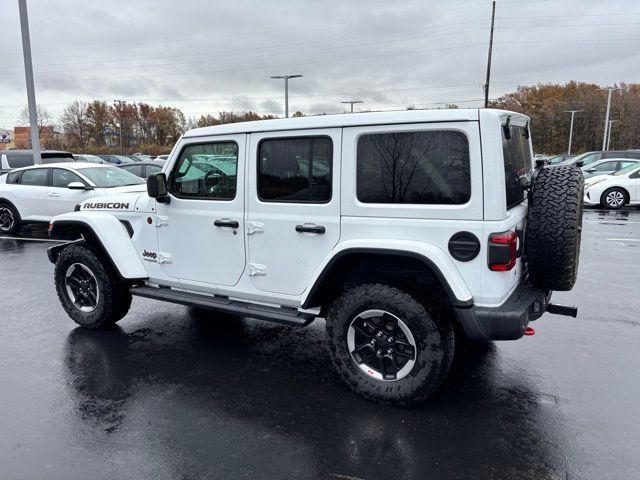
[488,230,519,271]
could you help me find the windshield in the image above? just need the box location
[80,167,145,187]
[612,164,640,176]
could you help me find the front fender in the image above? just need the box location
[301,239,474,308]
[49,212,148,280]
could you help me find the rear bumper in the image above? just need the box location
[454,282,550,341]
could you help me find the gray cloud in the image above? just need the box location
[1,0,639,126]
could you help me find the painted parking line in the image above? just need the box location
[0,236,68,243]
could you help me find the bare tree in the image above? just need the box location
[18,104,52,133]
[60,100,90,148]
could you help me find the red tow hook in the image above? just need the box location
[524,327,536,336]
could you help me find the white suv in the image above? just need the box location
[47,109,584,405]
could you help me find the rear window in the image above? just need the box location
[6,171,21,184]
[357,130,470,204]
[502,124,533,209]
[6,153,34,168]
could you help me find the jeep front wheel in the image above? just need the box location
[54,243,132,328]
[325,284,454,406]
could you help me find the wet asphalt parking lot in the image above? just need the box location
[1,207,639,480]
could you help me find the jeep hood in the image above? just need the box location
[79,184,148,212]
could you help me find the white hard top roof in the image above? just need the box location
[183,108,522,138]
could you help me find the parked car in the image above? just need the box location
[1,150,74,174]
[97,154,135,165]
[46,109,583,405]
[0,163,145,234]
[118,161,164,179]
[581,158,640,178]
[584,163,640,209]
[73,154,106,164]
[154,154,169,162]
[559,149,640,167]
[546,154,574,165]
[132,153,155,162]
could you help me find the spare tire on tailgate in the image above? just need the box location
[525,165,584,291]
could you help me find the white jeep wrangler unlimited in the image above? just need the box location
[48,109,583,405]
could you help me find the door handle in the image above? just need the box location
[49,192,60,197]
[214,219,239,229]
[295,224,326,234]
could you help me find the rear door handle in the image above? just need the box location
[295,224,326,234]
[49,192,60,197]
[214,219,239,229]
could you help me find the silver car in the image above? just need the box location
[581,158,640,178]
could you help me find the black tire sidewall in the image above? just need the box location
[55,244,128,328]
[326,284,454,406]
[0,202,22,234]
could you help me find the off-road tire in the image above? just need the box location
[55,243,132,329]
[0,202,22,235]
[325,284,454,406]
[600,187,628,210]
[525,166,584,291]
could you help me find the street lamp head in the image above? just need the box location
[270,74,303,80]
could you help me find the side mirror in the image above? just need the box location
[147,172,169,202]
[68,181,92,190]
[575,161,584,167]
[587,168,596,173]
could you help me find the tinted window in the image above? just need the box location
[146,164,162,176]
[6,153,34,168]
[122,164,143,177]
[20,168,49,186]
[592,161,617,172]
[52,169,84,188]
[502,125,533,209]
[259,137,332,203]
[357,131,469,204]
[171,142,238,200]
[6,171,21,184]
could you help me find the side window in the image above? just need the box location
[357,130,470,204]
[146,164,162,176]
[52,169,84,188]
[6,171,21,184]
[258,137,332,203]
[171,142,238,200]
[20,168,49,186]
[626,151,640,160]
[122,164,143,177]
[620,161,638,169]
[7,153,34,169]
[581,153,601,166]
[593,161,616,172]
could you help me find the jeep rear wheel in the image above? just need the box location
[525,165,584,291]
[325,284,454,406]
[55,243,132,328]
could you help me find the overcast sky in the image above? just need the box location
[1,0,639,128]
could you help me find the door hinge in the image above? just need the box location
[156,253,173,264]
[248,263,267,276]
[156,215,169,228]
[246,221,264,235]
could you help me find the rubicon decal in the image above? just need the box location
[83,202,130,210]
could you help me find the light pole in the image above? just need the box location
[270,74,302,118]
[563,110,583,155]
[599,86,622,151]
[18,0,41,164]
[114,100,126,155]
[606,120,617,150]
[341,100,364,113]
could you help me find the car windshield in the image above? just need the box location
[80,167,145,187]
[612,164,640,176]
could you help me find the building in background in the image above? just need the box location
[0,126,55,150]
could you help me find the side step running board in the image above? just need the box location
[130,286,316,327]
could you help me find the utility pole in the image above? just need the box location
[563,110,583,155]
[483,0,496,108]
[270,74,302,118]
[341,100,364,113]
[606,120,617,150]
[114,100,125,155]
[599,86,622,151]
[18,0,41,164]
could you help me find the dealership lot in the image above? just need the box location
[0,207,638,480]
